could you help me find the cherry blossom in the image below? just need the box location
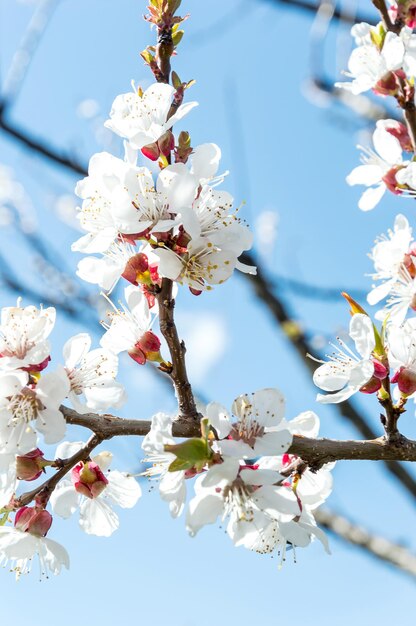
[206,388,292,458]
[186,457,300,538]
[100,286,163,365]
[63,333,126,414]
[0,302,55,372]
[346,121,408,211]
[104,82,198,150]
[50,442,141,537]
[0,367,69,454]
[367,214,414,307]
[313,313,383,403]
[72,152,178,254]
[336,23,416,95]
[0,507,69,579]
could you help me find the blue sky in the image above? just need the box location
[0,0,416,623]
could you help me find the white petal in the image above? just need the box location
[79,498,119,536]
[105,471,141,508]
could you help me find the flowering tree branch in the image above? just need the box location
[59,406,416,466]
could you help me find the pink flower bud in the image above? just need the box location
[373,359,388,380]
[128,345,147,365]
[141,142,160,161]
[15,507,53,537]
[16,448,46,481]
[71,461,108,499]
[391,366,416,395]
[157,130,175,157]
[360,376,382,394]
[138,331,161,353]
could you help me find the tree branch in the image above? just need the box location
[157,280,199,422]
[60,405,416,465]
[315,508,416,580]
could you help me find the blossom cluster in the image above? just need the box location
[314,11,416,414]
[0,301,142,578]
[72,82,255,299]
[142,388,332,563]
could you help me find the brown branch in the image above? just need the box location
[16,433,103,508]
[372,0,396,31]
[154,280,199,421]
[60,405,416,465]
[315,508,416,580]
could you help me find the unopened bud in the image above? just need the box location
[360,376,382,394]
[158,131,175,157]
[16,448,46,481]
[373,359,388,380]
[141,142,160,161]
[15,506,52,537]
[391,366,416,395]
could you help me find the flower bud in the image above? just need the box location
[141,142,160,161]
[373,359,388,380]
[360,376,382,394]
[138,331,161,353]
[391,366,416,395]
[15,506,53,537]
[157,130,175,157]
[71,461,108,499]
[16,448,46,481]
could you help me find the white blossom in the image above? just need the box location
[313,314,376,403]
[0,527,69,579]
[0,368,69,454]
[206,388,292,458]
[72,152,177,254]
[346,121,406,211]
[50,442,141,537]
[104,82,198,150]
[336,24,416,95]
[0,302,55,372]
[63,333,126,414]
